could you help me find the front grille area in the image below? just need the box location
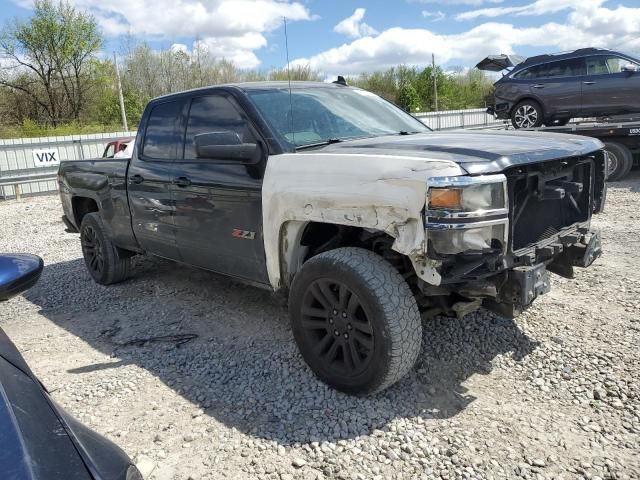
[507,156,598,251]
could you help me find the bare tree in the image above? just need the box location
[0,0,101,126]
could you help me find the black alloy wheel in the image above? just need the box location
[289,247,422,395]
[81,224,105,277]
[300,278,374,376]
[79,212,131,285]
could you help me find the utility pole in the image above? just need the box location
[114,52,128,132]
[432,53,438,112]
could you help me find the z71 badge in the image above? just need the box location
[231,229,256,240]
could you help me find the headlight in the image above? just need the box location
[426,175,509,256]
[428,182,506,213]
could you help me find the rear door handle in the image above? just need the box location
[130,174,144,184]
[583,81,595,85]
[531,84,545,89]
[173,176,192,188]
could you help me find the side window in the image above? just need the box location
[142,101,183,160]
[567,58,587,76]
[104,144,115,158]
[550,58,585,77]
[585,56,609,75]
[543,61,566,78]
[532,59,585,79]
[605,56,640,73]
[517,64,548,80]
[183,95,254,160]
[513,67,533,79]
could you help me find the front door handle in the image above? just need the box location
[130,174,144,184]
[173,176,192,188]
[531,84,545,89]
[583,81,595,85]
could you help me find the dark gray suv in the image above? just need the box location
[482,48,640,129]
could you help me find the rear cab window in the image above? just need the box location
[142,100,184,160]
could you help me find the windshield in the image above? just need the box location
[246,86,429,148]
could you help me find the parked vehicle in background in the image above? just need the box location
[479,48,640,129]
[102,138,133,158]
[58,81,606,395]
[114,140,134,158]
[0,253,140,480]
[502,119,640,181]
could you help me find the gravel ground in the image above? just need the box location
[1,174,639,480]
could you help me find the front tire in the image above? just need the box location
[289,247,422,395]
[80,213,131,285]
[511,100,544,129]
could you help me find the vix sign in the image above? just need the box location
[32,148,60,167]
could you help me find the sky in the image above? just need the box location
[3,0,640,77]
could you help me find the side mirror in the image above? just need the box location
[195,131,258,162]
[0,254,43,301]
[622,64,638,73]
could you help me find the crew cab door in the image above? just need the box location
[171,94,269,284]
[514,58,585,118]
[127,99,185,260]
[582,55,640,115]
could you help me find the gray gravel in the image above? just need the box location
[1,174,639,480]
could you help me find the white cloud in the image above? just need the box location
[293,2,640,77]
[422,10,446,21]
[13,0,313,69]
[333,8,378,38]
[456,0,601,21]
[412,0,503,5]
[170,43,189,54]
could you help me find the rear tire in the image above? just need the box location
[511,100,544,129]
[604,142,633,181]
[80,213,131,285]
[289,247,422,395]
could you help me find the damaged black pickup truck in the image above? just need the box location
[58,82,606,395]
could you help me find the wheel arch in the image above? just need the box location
[510,96,545,117]
[278,221,404,289]
[72,196,99,228]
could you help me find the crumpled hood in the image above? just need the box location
[317,130,604,174]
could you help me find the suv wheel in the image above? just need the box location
[289,247,422,395]
[80,213,131,285]
[604,142,633,181]
[511,100,543,129]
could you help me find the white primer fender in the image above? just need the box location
[261,152,466,289]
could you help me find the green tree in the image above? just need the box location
[0,0,102,125]
[397,82,422,112]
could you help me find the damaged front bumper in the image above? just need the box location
[422,159,605,318]
[485,229,601,317]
